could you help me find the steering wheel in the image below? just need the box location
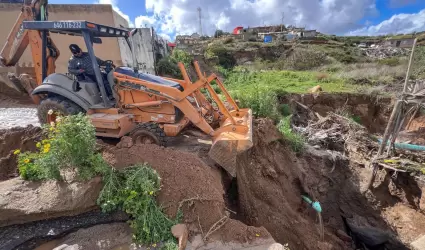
[104,60,116,73]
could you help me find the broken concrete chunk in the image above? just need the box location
[0,177,102,227]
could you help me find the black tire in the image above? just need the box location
[130,123,167,147]
[37,96,84,124]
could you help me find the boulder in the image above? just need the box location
[0,177,102,227]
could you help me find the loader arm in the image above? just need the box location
[114,61,253,177]
[0,0,59,101]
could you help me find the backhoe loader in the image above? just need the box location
[0,0,253,176]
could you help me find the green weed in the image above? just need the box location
[15,113,108,181]
[278,104,292,117]
[277,116,305,152]
[97,164,181,245]
[378,57,400,67]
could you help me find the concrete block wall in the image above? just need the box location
[0,3,129,74]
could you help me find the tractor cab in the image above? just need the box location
[22,20,136,109]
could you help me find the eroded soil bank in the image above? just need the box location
[236,118,425,250]
[1,102,424,249]
[281,93,393,134]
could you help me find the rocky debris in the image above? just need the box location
[0,211,128,250]
[0,177,103,227]
[116,136,134,149]
[361,46,410,59]
[172,224,189,250]
[411,235,425,250]
[0,125,42,181]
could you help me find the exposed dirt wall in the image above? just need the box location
[281,93,394,134]
[104,144,272,244]
[236,119,417,250]
[0,125,41,180]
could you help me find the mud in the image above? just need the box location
[104,144,272,244]
[0,210,128,250]
[281,93,393,134]
[0,125,41,180]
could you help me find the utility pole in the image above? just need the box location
[281,12,284,32]
[197,7,203,36]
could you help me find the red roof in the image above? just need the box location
[168,42,176,47]
[233,26,244,34]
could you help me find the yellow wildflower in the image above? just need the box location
[24,159,30,163]
[152,243,157,247]
[43,144,51,153]
[13,149,21,155]
[36,142,41,148]
[255,234,260,237]
[149,191,154,196]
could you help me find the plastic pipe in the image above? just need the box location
[377,139,425,152]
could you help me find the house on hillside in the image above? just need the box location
[383,36,416,48]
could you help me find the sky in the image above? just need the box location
[50,0,425,41]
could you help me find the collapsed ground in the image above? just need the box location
[1,92,425,249]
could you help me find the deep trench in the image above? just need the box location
[1,93,424,250]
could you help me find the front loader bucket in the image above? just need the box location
[208,108,253,177]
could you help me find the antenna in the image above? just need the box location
[197,7,203,36]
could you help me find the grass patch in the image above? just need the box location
[277,116,305,152]
[225,69,357,94]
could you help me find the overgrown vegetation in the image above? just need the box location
[205,45,236,69]
[15,114,108,181]
[98,164,181,245]
[157,49,193,78]
[15,114,179,248]
[277,116,305,152]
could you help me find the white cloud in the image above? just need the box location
[135,15,157,28]
[140,0,378,37]
[348,9,425,36]
[97,0,134,27]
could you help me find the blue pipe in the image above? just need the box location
[377,139,425,152]
[301,195,322,213]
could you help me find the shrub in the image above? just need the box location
[170,49,192,68]
[315,72,330,82]
[15,113,109,181]
[157,57,182,78]
[277,116,305,152]
[378,57,400,66]
[231,84,280,121]
[285,48,328,70]
[98,164,180,245]
[205,45,236,69]
[278,103,292,117]
[223,37,234,44]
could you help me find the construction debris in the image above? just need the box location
[361,46,410,59]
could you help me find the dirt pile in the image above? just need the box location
[0,125,41,180]
[235,118,423,249]
[104,144,273,245]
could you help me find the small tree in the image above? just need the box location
[214,29,224,38]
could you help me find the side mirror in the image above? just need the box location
[93,37,103,44]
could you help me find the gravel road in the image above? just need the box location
[0,108,39,129]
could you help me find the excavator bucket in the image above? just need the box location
[208,108,253,177]
[184,62,254,177]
